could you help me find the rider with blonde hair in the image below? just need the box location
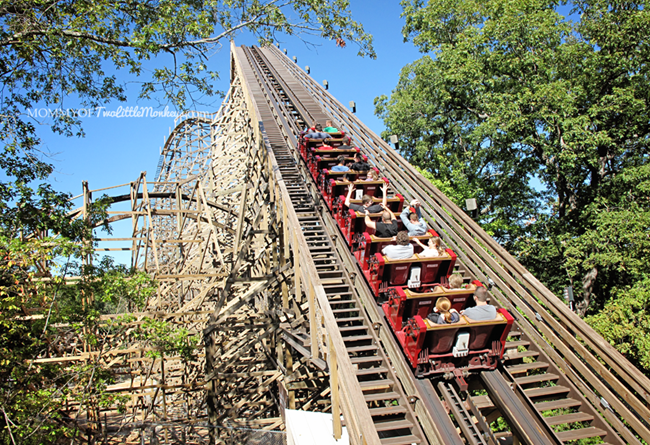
[428,297,460,324]
[365,169,379,181]
[448,273,464,289]
[414,236,441,258]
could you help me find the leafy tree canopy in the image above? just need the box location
[0,0,374,237]
[376,0,650,321]
[0,237,178,444]
[586,277,650,372]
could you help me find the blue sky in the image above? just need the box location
[29,1,578,264]
[32,1,426,265]
[41,0,577,197]
[42,1,423,198]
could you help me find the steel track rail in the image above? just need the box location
[480,370,556,445]
[259,44,631,445]
[413,379,465,445]
[437,381,488,445]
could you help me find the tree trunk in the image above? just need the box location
[576,267,598,317]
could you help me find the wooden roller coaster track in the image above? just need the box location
[41,42,650,445]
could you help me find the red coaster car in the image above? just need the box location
[396,310,514,387]
[353,230,438,270]
[323,173,383,210]
[383,283,478,332]
[333,194,404,239]
[363,251,457,297]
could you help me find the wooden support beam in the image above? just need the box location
[329,335,342,440]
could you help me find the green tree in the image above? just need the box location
[586,278,650,372]
[0,235,205,444]
[0,0,374,237]
[1,2,375,441]
[376,0,650,320]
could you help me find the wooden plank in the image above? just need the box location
[329,335,342,440]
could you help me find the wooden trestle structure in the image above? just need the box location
[47,42,650,444]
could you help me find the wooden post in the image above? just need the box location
[261,203,270,275]
[131,173,144,269]
[232,184,249,255]
[81,180,91,355]
[281,202,290,309]
[277,332,285,369]
[176,184,184,306]
[161,354,169,444]
[130,179,137,269]
[329,336,342,440]
[141,175,161,272]
[286,346,296,410]
[293,230,301,303]
[309,286,318,359]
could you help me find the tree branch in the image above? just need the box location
[463,104,489,119]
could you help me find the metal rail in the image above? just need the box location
[480,370,556,445]
[438,381,488,445]
[413,379,465,445]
